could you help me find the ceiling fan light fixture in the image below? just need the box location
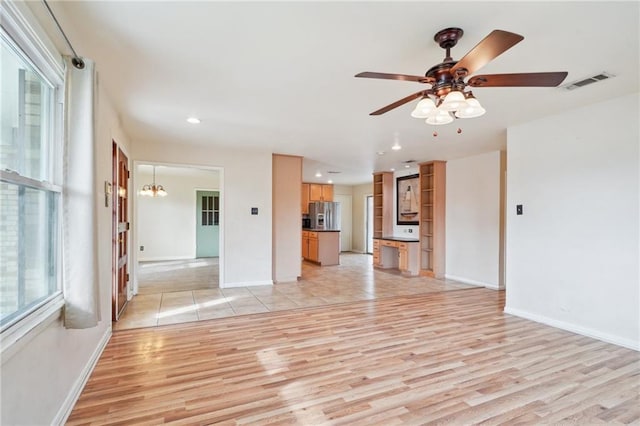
[426,110,454,125]
[440,90,466,111]
[410,97,436,118]
[455,95,486,118]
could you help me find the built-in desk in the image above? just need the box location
[373,237,420,276]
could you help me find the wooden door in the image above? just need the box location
[112,143,129,321]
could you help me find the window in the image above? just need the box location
[0,23,63,333]
[201,195,219,226]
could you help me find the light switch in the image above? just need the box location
[516,204,523,215]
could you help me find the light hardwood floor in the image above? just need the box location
[70,287,639,425]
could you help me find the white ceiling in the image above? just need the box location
[36,1,639,185]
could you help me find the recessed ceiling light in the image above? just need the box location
[390,168,395,171]
[404,164,411,168]
[328,180,333,184]
[391,142,402,150]
[315,172,322,178]
[186,117,201,124]
[377,151,385,156]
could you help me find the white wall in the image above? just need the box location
[505,93,639,350]
[1,4,129,422]
[137,167,220,261]
[131,140,273,287]
[446,151,503,289]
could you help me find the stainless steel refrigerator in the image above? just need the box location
[309,201,341,230]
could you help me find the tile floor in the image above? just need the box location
[114,253,476,330]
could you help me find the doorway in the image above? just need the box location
[133,164,222,295]
[366,195,374,254]
[196,190,220,257]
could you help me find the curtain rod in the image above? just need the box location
[41,0,85,69]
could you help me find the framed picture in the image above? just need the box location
[396,173,420,225]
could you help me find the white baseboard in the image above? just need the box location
[445,274,500,290]
[273,276,299,284]
[221,279,273,288]
[53,326,112,425]
[504,306,639,351]
[138,255,194,262]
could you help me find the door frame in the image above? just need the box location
[131,161,224,295]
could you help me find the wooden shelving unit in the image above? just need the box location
[419,161,446,278]
[372,172,393,239]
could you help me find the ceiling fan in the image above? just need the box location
[355,28,568,125]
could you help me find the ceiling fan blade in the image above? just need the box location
[370,90,430,115]
[355,71,434,84]
[450,30,524,76]
[468,72,569,87]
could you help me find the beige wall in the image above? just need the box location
[351,183,373,253]
[272,154,302,282]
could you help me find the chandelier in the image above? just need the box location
[410,90,485,125]
[140,166,167,197]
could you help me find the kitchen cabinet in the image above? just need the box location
[308,232,319,262]
[308,183,333,202]
[301,183,310,214]
[301,230,340,266]
[302,231,310,259]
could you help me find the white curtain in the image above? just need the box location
[62,57,100,328]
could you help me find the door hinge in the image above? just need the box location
[126,273,130,282]
[127,170,131,179]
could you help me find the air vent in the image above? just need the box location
[327,171,341,174]
[563,72,614,90]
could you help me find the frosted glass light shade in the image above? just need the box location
[455,97,486,118]
[440,90,466,111]
[426,109,454,125]
[410,97,436,118]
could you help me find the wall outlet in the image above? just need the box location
[140,245,144,251]
[408,229,413,233]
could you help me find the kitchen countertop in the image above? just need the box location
[302,228,340,232]
[376,236,420,243]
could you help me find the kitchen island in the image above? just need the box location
[302,229,340,266]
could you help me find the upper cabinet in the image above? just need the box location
[307,183,333,202]
[302,183,333,214]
